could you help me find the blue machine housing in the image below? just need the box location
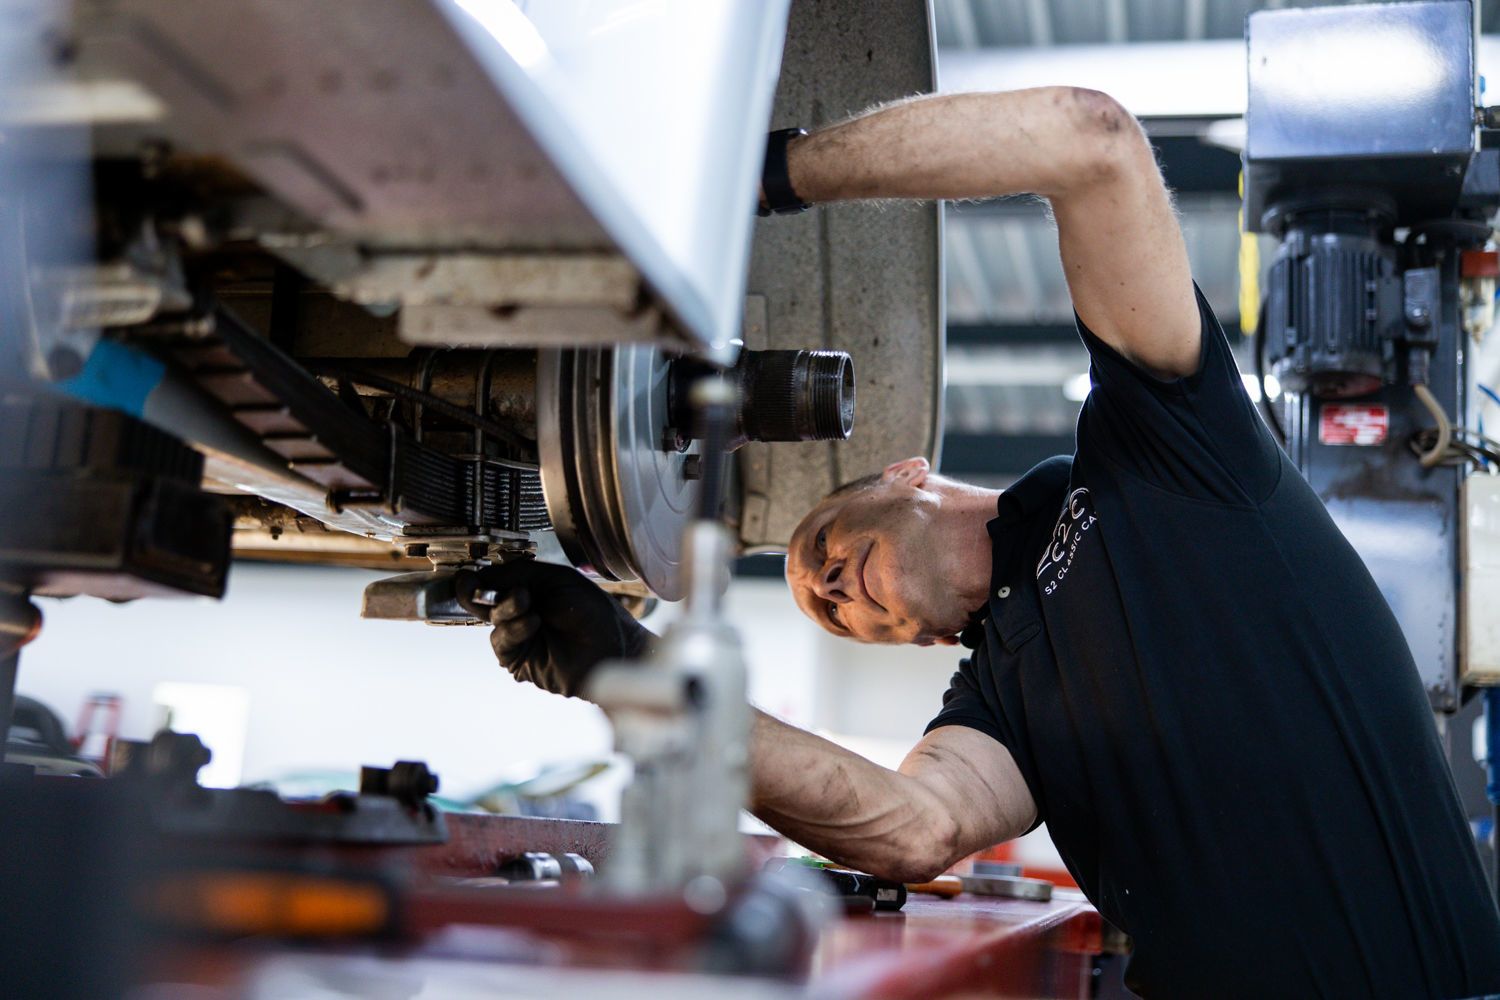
[1244,0,1499,891]
[1244,0,1494,713]
[1244,0,1478,231]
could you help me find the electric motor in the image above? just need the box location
[1260,195,1401,399]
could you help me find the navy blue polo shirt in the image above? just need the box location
[927,287,1500,999]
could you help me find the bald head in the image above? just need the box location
[784,457,1001,646]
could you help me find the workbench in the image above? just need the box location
[155,880,1105,999]
[13,793,1111,999]
[812,894,1103,999]
[407,814,1109,997]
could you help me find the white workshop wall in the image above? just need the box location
[809,628,964,746]
[18,563,615,804]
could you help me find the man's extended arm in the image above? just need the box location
[749,710,1035,882]
[785,87,1200,378]
[457,556,1036,881]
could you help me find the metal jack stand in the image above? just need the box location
[589,517,749,902]
[587,377,750,902]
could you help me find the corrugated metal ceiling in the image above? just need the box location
[945,195,1247,325]
[927,1,1432,443]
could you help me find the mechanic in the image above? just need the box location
[459,88,1500,998]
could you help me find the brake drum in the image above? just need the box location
[537,346,700,600]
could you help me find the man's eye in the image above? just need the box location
[827,602,841,625]
[816,527,828,552]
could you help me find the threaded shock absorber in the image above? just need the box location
[668,349,855,449]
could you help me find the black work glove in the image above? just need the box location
[454,560,654,699]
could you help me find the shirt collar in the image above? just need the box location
[987,456,1073,586]
[991,455,1074,531]
[957,457,1073,649]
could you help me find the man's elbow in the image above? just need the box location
[872,810,964,884]
[1060,87,1133,136]
[1051,87,1153,186]
[870,849,949,885]
[877,797,1035,883]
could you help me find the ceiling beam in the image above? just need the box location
[939,0,981,50]
[949,218,1002,319]
[734,553,787,579]
[948,322,1080,346]
[939,432,1077,477]
[948,317,1241,347]
[1025,0,1054,47]
[1150,136,1241,193]
[1184,0,1207,42]
[1103,0,1129,44]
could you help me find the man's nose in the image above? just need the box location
[814,561,852,603]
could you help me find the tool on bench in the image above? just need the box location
[959,872,1054,902]
[838,895,877,915]
[906,875,964,898]
[767,858,907,912]
[497,851,594,882]
[820,867,906,911]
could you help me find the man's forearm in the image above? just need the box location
[749,709,956,882]
[786,87,1141,206]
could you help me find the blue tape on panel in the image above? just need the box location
[55,339,165,417]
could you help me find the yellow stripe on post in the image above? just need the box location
[1238,170,1260,337]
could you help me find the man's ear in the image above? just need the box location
[882,456,930,489]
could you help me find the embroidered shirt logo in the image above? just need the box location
[1037,487,1098,596]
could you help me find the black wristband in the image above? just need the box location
[759,127,810,217]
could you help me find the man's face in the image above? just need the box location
[785,459,967,645]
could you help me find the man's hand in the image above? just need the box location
[455,561,654,698]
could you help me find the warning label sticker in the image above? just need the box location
[1319,404,1389,446]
